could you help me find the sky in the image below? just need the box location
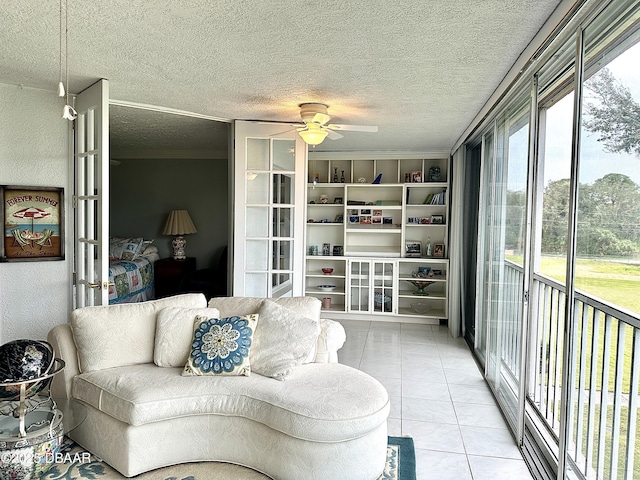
[543,40,640,187]
[505,38,640,193]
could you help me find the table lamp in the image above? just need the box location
[162,210,197,260]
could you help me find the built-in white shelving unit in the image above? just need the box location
[305,152,451,324]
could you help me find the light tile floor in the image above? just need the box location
[338,320,534,480]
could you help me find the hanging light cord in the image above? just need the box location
[57,0,65,97]
[65,0,69,102]
[59,0,63,89]
[62,0,76,120]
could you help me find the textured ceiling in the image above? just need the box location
[1,1,563,155]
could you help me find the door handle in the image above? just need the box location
[87,281,115,290]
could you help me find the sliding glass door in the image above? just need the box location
[471,2,640,478]
[476,96,532,432]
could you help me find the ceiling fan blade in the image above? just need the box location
[270,126,300,137]
[312,113,331,125]
[326,129,344,140]
[327,124,378,133]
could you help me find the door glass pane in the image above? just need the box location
[539,93,573,283]
[373,261,394,313]
[527,92,574,443]
[350,261,370,312]
[246,207,269,237]
[485,99,530,430]
[567,25,640,480]
[273,139,295,171]
[246,239,268,270]
[272,272,291,288]
[273,240,291,270]
[245,273,268,297]
[246,173,269,204]
[273,174,293,204]
[247,138,269,170]
[476,130,494,363]
[272,207,292,237]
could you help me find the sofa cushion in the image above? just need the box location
[154,307,221,367]
[208,297,321,323]
[72,362,389,443]
[207,296,322,363]
[251,300,320,380]
[70,293,207,373]
[183,314,258,377]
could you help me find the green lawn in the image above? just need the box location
[538,257,640,316]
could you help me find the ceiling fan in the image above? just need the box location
[295,103,378,146]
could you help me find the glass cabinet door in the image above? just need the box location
[348,260,370,312]
[347,259,396,314]
[373,261,395,313]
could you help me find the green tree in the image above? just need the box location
[542,175,640,256]
[505,190,526,252]
[586,173,640,244]
[583,68,640,156]
[541,179,571,254]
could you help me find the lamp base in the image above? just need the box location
[171,236,187,260]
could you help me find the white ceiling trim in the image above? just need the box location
[109,99,232,123]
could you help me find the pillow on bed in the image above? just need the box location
[154,306,221,367]
[141,242,158,256]
[109,237,144,261]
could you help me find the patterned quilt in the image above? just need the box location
[108,255,156,304]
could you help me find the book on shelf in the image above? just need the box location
[423,191,446,205]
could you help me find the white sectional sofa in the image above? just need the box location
[47,294,389,479]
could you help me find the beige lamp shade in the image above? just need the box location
[163,210,197,260]
[162,210,197,236]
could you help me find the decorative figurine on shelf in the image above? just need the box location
[428,166,441,182]
[425,237,432,257]
[333,167,339,183]
[372,173,382,184]
[340,170,345,183]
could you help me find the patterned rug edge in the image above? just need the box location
[387,436,417,480]
[34,435,416,480]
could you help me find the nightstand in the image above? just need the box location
[154,257,196,298]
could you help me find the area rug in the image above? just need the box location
[40,436,416,480]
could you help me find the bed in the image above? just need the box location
[108,237,159,304]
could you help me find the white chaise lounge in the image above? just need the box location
[48,294,390,479]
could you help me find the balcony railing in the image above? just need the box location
[501,260,640,480]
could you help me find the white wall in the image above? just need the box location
[0,83,72,343]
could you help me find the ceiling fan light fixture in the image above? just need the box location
[299,126,328,146]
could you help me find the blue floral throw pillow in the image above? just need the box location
[182,314,258,377]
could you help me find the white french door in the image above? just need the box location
[73,79,110,307]
[232,121,307,297]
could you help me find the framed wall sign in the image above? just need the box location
[1,186,64,262]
